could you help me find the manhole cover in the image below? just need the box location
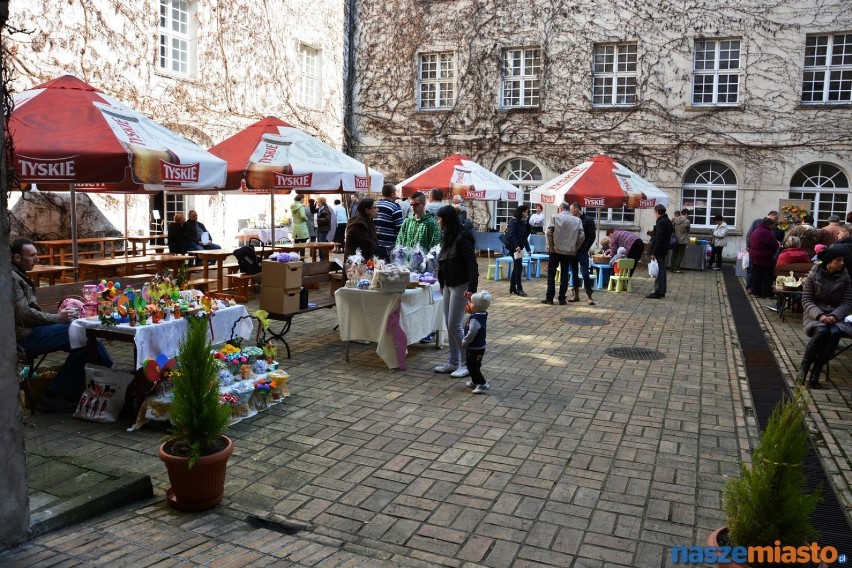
[604,347,666,360]
[562,317,609,326]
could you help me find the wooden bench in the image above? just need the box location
[261,261,343,358]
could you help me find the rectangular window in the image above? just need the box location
[682,188,738,227]
[691,39,740,106]
[501,48,541,108]
[158,0,195,77]
[801,33,852,104]
[418,52,455,110]
[592,43,638,107]
[299,44,322,107]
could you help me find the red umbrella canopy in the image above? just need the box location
[208,116,383,193]
[10,75,226,192]
[531,154,630,208]
[397,153,520,200]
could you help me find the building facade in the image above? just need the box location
[4,0,348,243]
[348,0,852,251]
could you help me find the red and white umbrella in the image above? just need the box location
[397,154,520,201]
[530,154,670,209]
[209,116,383,233]
[11,75,226,191]
[9,75,228,277]
[209,116,383,194]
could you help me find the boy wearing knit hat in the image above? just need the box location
[461,290,492,394]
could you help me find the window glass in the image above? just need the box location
[158,0,194,77]
[801,34,852,104]
[592,43,638,106]
[501,48,541,108]
[789,163,850,225]
[682,161,738,226]
[691,39,741,106]
[418,52,455,109]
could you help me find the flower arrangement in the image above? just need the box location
[241,346,264,363]
[778,202,809,231]
[253,377,276,407]
[213,344,247,375]
[269,251,301,263]
[98,279,121,301]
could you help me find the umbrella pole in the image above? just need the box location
[70,184,79,282]
[270,191,275,243]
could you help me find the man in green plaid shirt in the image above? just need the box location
[396,191,441,251]
[397,191,443,343]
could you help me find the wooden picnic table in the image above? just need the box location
[188,250,233,294]
[27,264,71,287]
[35,236,127,265]
[125,234,166,256]
[272,242,336,262]
[77,253,189,280]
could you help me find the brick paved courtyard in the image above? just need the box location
[2,265,850,567]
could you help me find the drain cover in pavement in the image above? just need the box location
[562,317,609,326]
[604,347,665,360]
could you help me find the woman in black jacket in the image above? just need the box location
[505,205,531,296]
[344,198,378,262]
[435,205,479,378]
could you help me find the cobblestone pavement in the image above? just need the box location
[2,265,850,567]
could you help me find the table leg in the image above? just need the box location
[216,260,224,293]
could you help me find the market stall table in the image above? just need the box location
[237,227,292,246]
[76,254,190,280]
[27,264,71,286]
[591,263,613,290]
[69,304,253,369]
[35,237,127,265]
[335,284,446,370]
[666,243,707,271]
[125,234,166,256]
[189,249,234,294]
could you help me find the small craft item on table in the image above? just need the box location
[129,343,287,431]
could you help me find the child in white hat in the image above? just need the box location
[461,290,492,393]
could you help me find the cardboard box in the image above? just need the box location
[260,286,301,314]
[262,260,303,291]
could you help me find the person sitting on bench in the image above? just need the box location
[12,238,112,413]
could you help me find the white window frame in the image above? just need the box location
[298,43,322,107]
[592,43,638,107]
[500,48,541,109]
[418,52,455,110]
[801,33,852,104]
[789,163,851,226]
[158,0,196,77]
[681,161,738,228]
[691,38,741,106]
[494,159,542,229]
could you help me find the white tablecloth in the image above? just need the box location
[69,305,253,368]
[238,227,291,244]
[335,284,446,369]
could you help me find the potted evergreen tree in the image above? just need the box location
[708,388,828,567]
[158,315,233,511]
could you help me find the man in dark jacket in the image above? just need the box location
[648,204,674,299]
[12,238,112,412]
[569,202,597,304]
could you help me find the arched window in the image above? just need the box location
[495,158,542,228]
[681,161,738,227]
[788,163,850,226]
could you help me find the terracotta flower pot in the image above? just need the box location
[159,436,233,511]
[706,527,829,568]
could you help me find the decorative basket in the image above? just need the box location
[593,255,611,264]
[376,269,410,293]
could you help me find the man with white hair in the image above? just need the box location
[541,202,584,305]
